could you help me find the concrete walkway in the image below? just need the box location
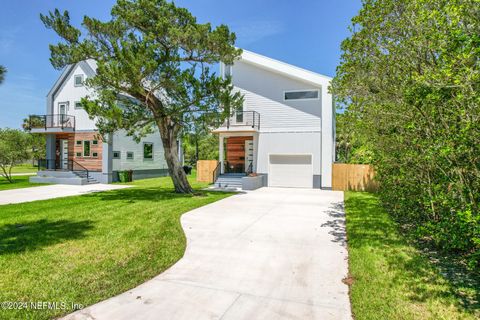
[64,188,351,320]
[0,184,130,205]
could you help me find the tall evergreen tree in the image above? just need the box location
[41,0,243,193]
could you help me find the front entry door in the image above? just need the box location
[245,140,254,173]
[60,139,69,169]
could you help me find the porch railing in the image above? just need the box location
[28,114,75,131]
[38,159,89,180]
[212,161,221,183]
[222,111,260,130]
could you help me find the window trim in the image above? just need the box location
[83,140,91,157]
[126,151,134,160]
[283,89,320,101]
[75,152,82,157]
[143,142,154,160]
[113,151,121,159]
[74,101,83,109]
[74,74,84,87]
[76,140,82,145]
[92,140,98,145]
[92,152,98,158]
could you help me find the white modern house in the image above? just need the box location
[29,59,171,185]
[212,50,335,189]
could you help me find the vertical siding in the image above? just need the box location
[53,65,97,131]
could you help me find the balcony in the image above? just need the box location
[212,110,260,133]
[28,114,75,133]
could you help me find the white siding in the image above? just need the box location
[256,132,321,175]
[112,130,167,171]
[53,64,97,131]
[232,61,321,132]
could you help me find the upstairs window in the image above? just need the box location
[284,90,319,101]
[74,75,84,87]
[143,143,153,160]
[74,101,83,109]
[127,151,134,160]
[113,151,120,159]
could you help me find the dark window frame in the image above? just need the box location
[113,151,121,159]
[284,90,320,101]
[143,142,153,160]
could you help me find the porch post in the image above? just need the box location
[45,134,56,170]
[219,135,224,174]
[252,133,258,173]
[102,133,113,183]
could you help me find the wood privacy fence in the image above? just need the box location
[332,163,378,192]
[196,160,219,183]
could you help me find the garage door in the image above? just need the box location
[268,154,313,188]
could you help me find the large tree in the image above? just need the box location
[332,0,480,266]
[41,0,243,193]
[0,65,6,84]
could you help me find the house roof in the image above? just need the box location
[239,49,332,86]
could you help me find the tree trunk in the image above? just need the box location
[156,118,193,194]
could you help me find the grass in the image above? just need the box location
[0,175,48,191]
[345,192,479,320]
[9,163,38,174]
[0,174,232,320]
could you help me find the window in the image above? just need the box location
[113,151,120,159]
[92,152,98,157]
[284,90,319,101]
[143,143,153,160]
[76,140,82,145]
[74,75,84,87]
[224,65,232,78]
[74,101,83,109]
[76,152,82,157]
[127,152,134,160]
[83,141,91,157]
[92,140,98,145]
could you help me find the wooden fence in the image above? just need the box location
[332,163,378,192]
[196,160,219,183]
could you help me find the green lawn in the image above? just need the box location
[9,164,38,174]
[0,175,48,191]
[345,192,479,320]
[0,175,232,320]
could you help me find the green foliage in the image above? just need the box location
[333,0,480,267]
[345,192,479,319]
[0,129,31,183]
[40,0,243,193]
[336,111,373,163]
[0,65,5,84]
[22,117,46,164]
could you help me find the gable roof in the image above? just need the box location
[239,50,332,86]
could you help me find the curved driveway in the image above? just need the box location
[65,187,351,320]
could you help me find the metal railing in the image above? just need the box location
[223,111,260,130]
[28,114,75,131]
[38,159,89,180]
[246,161,253,174]
[212,161,221,183]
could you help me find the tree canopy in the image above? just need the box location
[332,0,480,267]
[0,65,6,85]
[41,0,243,193]
[0,129,31,183]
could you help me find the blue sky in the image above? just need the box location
[0,0,361,129]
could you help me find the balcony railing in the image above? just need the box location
[28,114,75,131]
[221,110,260,130]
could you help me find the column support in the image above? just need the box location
[219,135,224,174]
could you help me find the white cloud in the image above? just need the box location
[232,20,284,45]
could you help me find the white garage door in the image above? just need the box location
[268,154,313,188]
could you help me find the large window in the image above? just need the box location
[284,90,319,101]
[83,141,91,157]
[143,143,153,160]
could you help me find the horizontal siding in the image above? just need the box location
[112,130,168,171]
[232,61,322,132]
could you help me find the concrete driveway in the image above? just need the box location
[64,188,351,320]
[0,184,130,205]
